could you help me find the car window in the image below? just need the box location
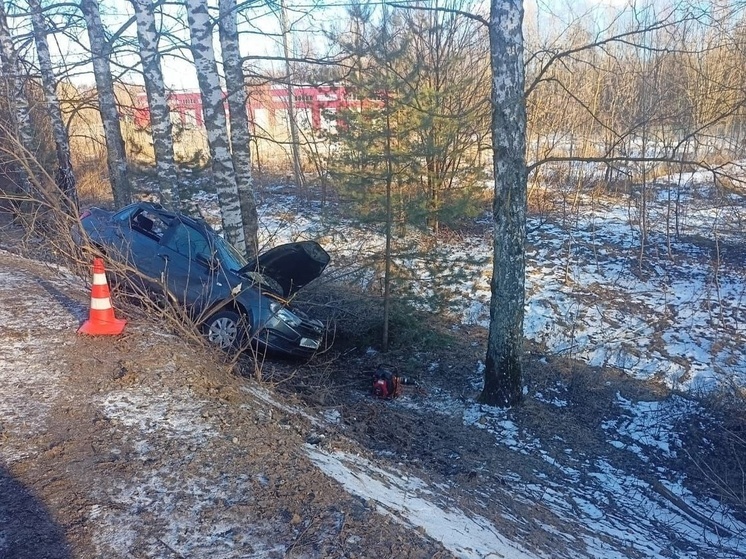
[131,209,169,241]
[212,234,248,271]
[113,206,136,223]
[163,222,213,261]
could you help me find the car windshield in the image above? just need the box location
[213,233,248,271]
[210,233,284,294]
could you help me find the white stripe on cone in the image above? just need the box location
[93,272,108,284]
[90,297,113,310]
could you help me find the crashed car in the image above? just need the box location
[74,201,330,358]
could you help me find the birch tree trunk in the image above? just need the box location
[131,0,180,209]
[480,0,527,408]
[0,1,35,195]
[28,0,79,213]
[80,0,131,208]
[218,0,259,257]
[185,0,246,254]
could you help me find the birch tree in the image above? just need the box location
[131,0,180,209]
[28,0,79,213]
[218,0,259,257]
[185,0,245,254]
[0,0,35,194]
[80,0,131,207]
[480,0,526,407]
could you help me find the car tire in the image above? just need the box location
[204,310,249,352]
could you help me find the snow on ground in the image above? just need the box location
[191,177,746,557]
[91,387,273,559]
[0,261,84,462]
[462,388,746,559]
[245,374,746,559]
[96,175,746,557]
[191,177,745,392]
[0,253,321,558]
[305,446,541,559]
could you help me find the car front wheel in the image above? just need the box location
[204,310,248,351]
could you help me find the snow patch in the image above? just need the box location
[306,447,541,559]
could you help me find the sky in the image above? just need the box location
[7,0,655,93]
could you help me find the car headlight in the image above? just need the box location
[269,302,302,327]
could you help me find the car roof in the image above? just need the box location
[133,201,215,236]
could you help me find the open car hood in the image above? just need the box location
[239,241,330,297]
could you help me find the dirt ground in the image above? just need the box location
[0,247,464,558]
[1,217,744,559]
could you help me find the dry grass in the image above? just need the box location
[677,386,746,518]
[73,157,113,206]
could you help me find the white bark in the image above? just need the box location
[185,0,246,254]
[482,0,526,408]
[80,0,131,208]
[0,1,35,194]
[28,0,79,212]
[218,0,258,257]
[131,0,180,209]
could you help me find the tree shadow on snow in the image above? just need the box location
[34,277,88,323]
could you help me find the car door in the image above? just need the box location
[123,210,170,279]
[100,207,167,292]
[155,220,230,313]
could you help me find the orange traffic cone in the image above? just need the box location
[78,257,127,336]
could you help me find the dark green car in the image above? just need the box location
[75,201,330,357]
